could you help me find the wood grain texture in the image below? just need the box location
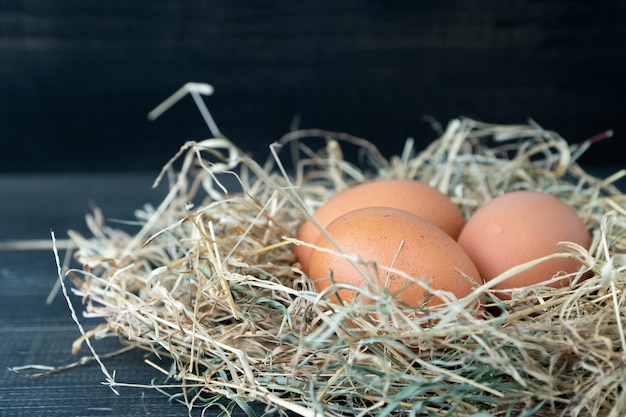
[0,0,624,173]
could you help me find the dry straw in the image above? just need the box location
[59,89,625,416]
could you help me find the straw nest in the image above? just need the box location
[65,117,626,417]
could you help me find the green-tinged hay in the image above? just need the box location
[66,117,626,417]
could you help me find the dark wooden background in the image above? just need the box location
[1,0,625,173]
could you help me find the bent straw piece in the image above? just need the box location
[147,82,214,121]
[148,82,221,138]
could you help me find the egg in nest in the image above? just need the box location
[457,190,591,296]
[308,207,482,308]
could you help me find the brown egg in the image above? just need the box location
[294,179,465,274]
[457,190,591,294]
[308,207,482,308]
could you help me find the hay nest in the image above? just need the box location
[65,117,626,417]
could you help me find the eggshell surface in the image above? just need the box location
[308,207,482,307]
[457,190,590,292]
[294,179,465,274]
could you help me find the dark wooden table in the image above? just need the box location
[1,169,624,416]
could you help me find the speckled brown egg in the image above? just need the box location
[294,179,465,274]
[308,207,482,307]
[457,190,591,293]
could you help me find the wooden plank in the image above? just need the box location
[0,1,624,173]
